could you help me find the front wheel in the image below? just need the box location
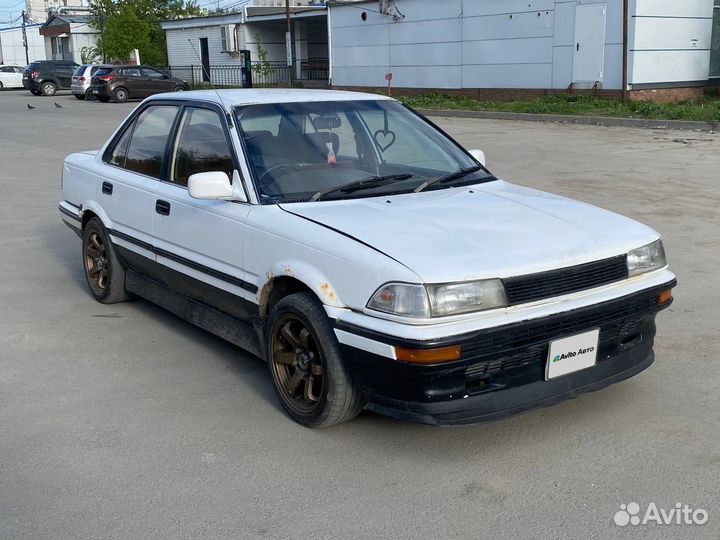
[82,217,131,304]
[267,292,363,427]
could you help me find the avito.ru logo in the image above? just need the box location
[614,502,709,527]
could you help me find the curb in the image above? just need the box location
[415,108,720,132]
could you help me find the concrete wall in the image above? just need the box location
[0,25,46,65]
[329,0,711,91]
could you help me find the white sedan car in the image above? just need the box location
[0,65,25,89]
[59,89,676,427]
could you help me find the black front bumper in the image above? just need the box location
[338,281,674,426]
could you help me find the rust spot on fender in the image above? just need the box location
[320,282,336,302]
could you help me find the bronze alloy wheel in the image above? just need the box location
[270,314,325,415]
[84,231,108,295]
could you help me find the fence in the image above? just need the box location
[167,59,328,89]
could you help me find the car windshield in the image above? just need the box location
[235,100,494,203]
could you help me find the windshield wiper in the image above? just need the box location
[311,174,414,202]
[414,165,486,193]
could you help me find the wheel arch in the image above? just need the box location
[258,263,345,319]
[79,202,112,230]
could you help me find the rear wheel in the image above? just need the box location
[40,81,56,96]
[0,81,4,89]
[82,217,131,304]
[173,86,185,92]
[267,292,364,427]
[112,87,128,103]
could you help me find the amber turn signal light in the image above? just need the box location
[658,289,673,305]
[395,345,462,364]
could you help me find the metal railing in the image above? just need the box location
[167,59,328,89]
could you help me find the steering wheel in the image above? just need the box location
[257,163,298,187]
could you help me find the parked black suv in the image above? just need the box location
[90,65,190,103]
[23,60,79,96]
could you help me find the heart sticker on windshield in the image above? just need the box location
[373,130,396,152]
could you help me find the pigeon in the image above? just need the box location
[54,102,63,109]
[27,103,35,110]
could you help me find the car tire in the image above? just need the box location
[112,87,128,103]
[30,88,40,96]
[266,292,364,427]
[74,93,85,100]
[85,88,95,100]
[0,81,4,89]
[173,86,185,92]
[98,96,110,103]
[40,81,57,96]
[82,217,131,304]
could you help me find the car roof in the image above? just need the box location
[146,89,395,108]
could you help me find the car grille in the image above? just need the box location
[463,289,661,380]
[503,255,629,306]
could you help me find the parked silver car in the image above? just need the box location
[71,64,112,100]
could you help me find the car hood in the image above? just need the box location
[279,180,660,283]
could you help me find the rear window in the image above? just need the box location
[73,65,87,76]
[25,63,37,72]
[94,68,113,77]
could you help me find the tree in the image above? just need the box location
[89,0,201,65]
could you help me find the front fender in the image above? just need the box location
[260,260,345,309]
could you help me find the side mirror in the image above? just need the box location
[469,149,486,167]
[188,170,248,202]
[188,171,234,200]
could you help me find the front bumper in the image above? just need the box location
[338,280,675,426]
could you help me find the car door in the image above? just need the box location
[152,103,256,322]
[141,67,172,95]
[59,62,75,88]
[119,67,146,98]
[100,103,181,279]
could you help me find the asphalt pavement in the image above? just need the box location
[0,89,718,539]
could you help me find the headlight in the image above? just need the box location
[367,280,507,318]
[627,240,667,276]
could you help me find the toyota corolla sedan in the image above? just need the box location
[58,89,675,427]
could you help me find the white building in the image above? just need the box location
[161,3,328,85]
[38,13,99,63]
[25,0,89,24]
[328,0,720,101]
[0,23,46,65]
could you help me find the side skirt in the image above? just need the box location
[126,270,264,359]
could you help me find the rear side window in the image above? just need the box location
[121,68,141,77]
[171,107,234,187]
[108,125,133,168]
[73,65,86,76]
[119,106,179,178]
[25,63,36,72]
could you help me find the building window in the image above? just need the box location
[712,0,720,78]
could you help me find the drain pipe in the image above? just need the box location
[622,0,629,102]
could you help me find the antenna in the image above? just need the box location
[187,38,234,128]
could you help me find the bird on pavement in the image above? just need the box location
[27,104,35,110]
[54,102,63,109]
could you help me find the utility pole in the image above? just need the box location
[285,0,294,87]
[21,10,29,65]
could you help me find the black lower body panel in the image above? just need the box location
[126,270,264,359]
[339,281,674,426]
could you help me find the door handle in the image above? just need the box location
[576,43,580,51]
[101,181,113,195]
[155,199,171,216]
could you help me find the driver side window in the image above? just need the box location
[170,107,235,187]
